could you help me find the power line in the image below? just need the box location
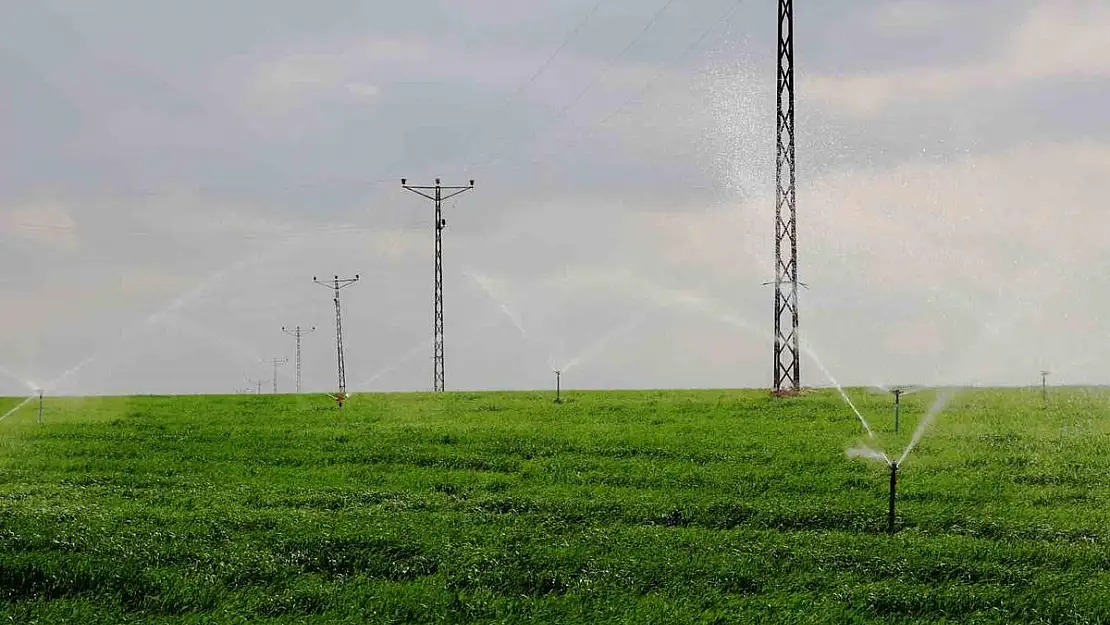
[469,0,680,175]
[506,0,748,171]
[450,0,610,162]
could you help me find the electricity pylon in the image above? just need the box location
[265,358,288,394]
[401,177,475,392]
[282,325,316,393]
[772,0,801,394]
[1040,370,1051,409]
[314,275,359,406]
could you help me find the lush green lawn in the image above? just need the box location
[1,386,1110,623]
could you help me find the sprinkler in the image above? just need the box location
[891,388,903,433]
[887,461,898,534]
[36,389,43,425]
[553,369,562,404]
[328,392,347,409]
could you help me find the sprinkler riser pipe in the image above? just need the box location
[888,462,898,534]
[892,390,902,434]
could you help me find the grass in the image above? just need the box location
[1,386,1110,623]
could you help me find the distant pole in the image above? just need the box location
[249,379,263,394]
[892,388,903,433]
[1041,370,1050,409]
[772,0,800,395]
[401,177,476,392]
[315,275,359,406]
[36,389,43,425]
[888,461,898,534]
[283,325,316,393]
[265,358,288,394]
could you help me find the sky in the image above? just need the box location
[1,0,1108,396]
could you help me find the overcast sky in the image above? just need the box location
[1,0,1108,396]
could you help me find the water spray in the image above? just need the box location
[553,369,562,404]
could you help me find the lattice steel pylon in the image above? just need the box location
[773,0,800,394]
[264,357,288,394]
[282,325,316,393]
[314,275,359,405]
[401,178,475,392]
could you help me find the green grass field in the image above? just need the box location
[2,387,1110,623]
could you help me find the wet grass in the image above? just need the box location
[1,387,1110,623]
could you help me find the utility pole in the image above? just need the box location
[314,275,359,406]
[248,379,263,394]
[772,0,801,395]
[265,358,288,394]
[1041,370,1051,409]
[401,177,475,392]
[282,325,316,393]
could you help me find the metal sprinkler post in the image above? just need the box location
[887,461,898,534]
[36,389,43,425]
[554,369,562,404]
[892,388,903,433]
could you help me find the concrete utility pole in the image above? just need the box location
[314,275,359,406]
[282,325,316,393]
[401,177,475,392]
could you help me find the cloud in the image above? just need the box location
[634,137,1110,383]
[868,1,959,34]
[3,201,80,251]
[808,0,1110,117]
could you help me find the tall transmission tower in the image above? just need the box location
[401,178,475,392]
[265,358,288,394]
[772,0,801,394]
[282,325,316,393]
[314,275,359,406]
